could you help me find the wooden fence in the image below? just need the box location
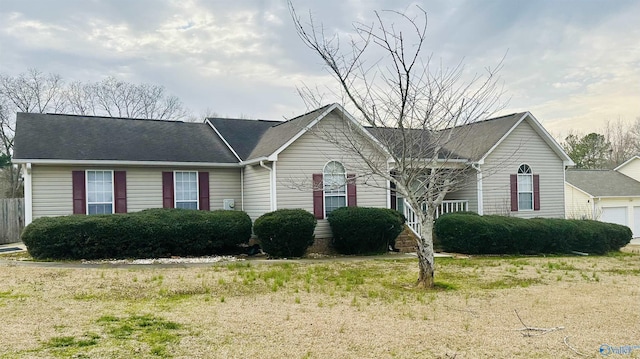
[0,198,24,244]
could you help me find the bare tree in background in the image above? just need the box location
[603,118,636,167]
[66,76,186,120]
[0,69,67,197]
[0,69,188,198]
[290,4,504,288]
[559,118,640,169]
[630,117,640,155]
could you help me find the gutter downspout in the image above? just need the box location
[472,163,483,215]
[259,161,276,211]
[240,167,244,211]
[23,163,33,226]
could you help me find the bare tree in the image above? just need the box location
[630,117,640,155]
[603,118,636,167]
[65,80,97,116]
[0,70,190,197]
[290,4,504,288]
[559,118,639,169]
[0,69,67,197]
[87,77,187,120]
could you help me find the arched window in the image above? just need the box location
[517,164,533,210]
[323,161,347,216]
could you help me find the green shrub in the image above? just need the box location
[21,209,252,260]
[328,207,406,255]
[567,219,632,254]
[434,214,631,255]
[253,209,317,258]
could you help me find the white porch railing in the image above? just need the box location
[435,200,469,218]
[403,201,422,237]
[402,200,469,237]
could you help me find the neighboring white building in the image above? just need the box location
[565,161,640,238]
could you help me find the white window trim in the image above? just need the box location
[323,161,347,218]
[85,170,115,215]
[174,170,199,209]
[517,164,534,211]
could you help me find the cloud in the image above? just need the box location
[0,0,637,128]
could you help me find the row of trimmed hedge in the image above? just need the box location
[23,208,631,260]
[22,206,403,260]
[434,213,632,255]
[22,208,252,260]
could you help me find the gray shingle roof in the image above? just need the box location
[566,169,640,197]
[12,106,549,167]
[437,112,525,160]
[208,117,281,160]
[247,105,332,160]
[366,112,525,160]
[13,112,238,164]
[365,127,462,159]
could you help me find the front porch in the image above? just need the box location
[403,199,469,237]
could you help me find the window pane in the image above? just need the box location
[175,172,198,208]
[518,164,531,174]
[323,161,347,216]
[324,174,346,193]
[175,182,184,200]
[518,193,533,210]
[325,196,346,216]
[325,161,345,174]
[87,189,97,202]
[86,170,113,215]
[176,201,198,210]
[88,203,113,215]
[518,174,532,192]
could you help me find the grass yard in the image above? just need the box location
[0,252,638,358]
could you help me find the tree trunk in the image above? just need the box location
[416,214,435,288]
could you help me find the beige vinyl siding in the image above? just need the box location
[275,111,388,238]
[243,164,271,221]
[617,158,640,182]
[31,165,242,219]
[210,169,242,210]
[127,167,242,211]
[564,183,594,219]
[126,168,162,210]
[444,169,478,213]
[32,166,73,218]
[482,120,566,218]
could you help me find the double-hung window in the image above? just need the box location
[175,171,198,209]
[87,170,114,214]
[517,164,533,210]
[323,161,346,216]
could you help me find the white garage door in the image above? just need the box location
[601,207,628,227]
[634,207,640,238]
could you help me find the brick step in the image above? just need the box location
[394,225,418,253]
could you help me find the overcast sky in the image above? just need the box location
[1,0,638,137]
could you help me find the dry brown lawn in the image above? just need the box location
[0,251,638,359]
